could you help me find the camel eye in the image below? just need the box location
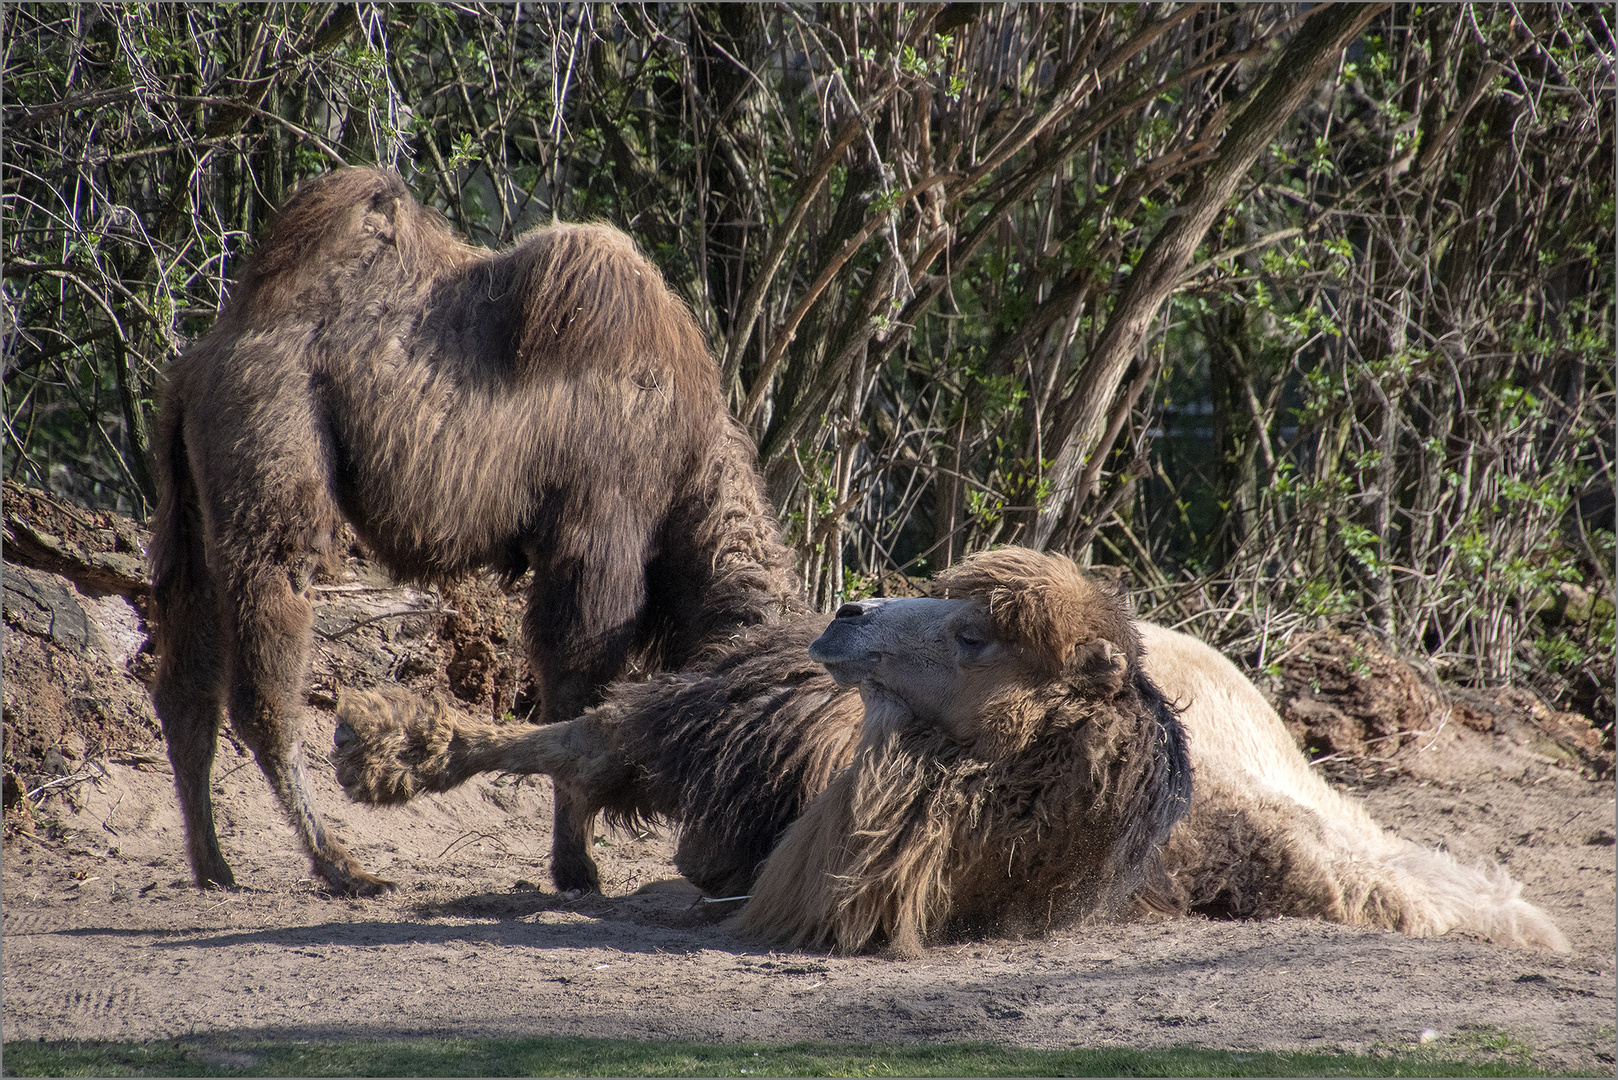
[955,628,988,651]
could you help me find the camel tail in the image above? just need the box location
[146,375,225,677]
[147,385,193,605]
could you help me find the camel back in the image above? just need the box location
[185,168,802,657]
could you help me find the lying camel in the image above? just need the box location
[332,547,1568,954]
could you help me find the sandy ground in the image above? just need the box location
[2,706,1613,1074]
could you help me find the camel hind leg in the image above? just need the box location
[1164,796,1442,933]
[1167,790,1568,950]
[149,442,234,889]
[210,490,394,897]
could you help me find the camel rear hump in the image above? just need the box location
[506,224,717,392]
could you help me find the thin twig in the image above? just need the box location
[317,606,456,642]
[25,769,100,803]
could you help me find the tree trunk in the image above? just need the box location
[1031,2,1389,550]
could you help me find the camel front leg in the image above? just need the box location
[332,688,630,805]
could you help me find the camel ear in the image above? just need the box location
[1067,637,1129,696]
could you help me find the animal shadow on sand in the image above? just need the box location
[408,879,737,930]
[57,914,719,956]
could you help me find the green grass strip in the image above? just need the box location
[0,1034,1572,1078]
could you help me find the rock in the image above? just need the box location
[3,564,95,652]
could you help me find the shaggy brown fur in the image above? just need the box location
[335,617,864,898]
[150,167,802,895]
[933,546,1140,680]
[332,548,1192,953]
[734,552,1189,954]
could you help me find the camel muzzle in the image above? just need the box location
[807,598,902,684]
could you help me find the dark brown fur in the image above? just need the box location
[150,167,802,895]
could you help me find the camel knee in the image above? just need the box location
[218,567,315,737]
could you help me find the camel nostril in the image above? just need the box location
[834,602,865,620]
[334,722,354,750]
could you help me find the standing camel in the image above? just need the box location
[150,168,801,894]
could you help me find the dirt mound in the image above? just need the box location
[1,482,533,835]
[4,481,160,822]
[1265,631,1613,784]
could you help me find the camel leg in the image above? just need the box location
[333,689,634,805]
[187,379,395,897]
[333,688,641,900]
[1164,796,1440,934]
[212,539,393,896]
[150,465,234,889]
[548,779,603,896]
[524,511,654,895]
[205,521,370,891]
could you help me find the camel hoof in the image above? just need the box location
[349,874,397,898]
[325,874,397,898]
[194,862,238,891]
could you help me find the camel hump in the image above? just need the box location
[228,167,478,320]
[505,222,715,390]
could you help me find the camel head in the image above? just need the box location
[809,547,1142,756]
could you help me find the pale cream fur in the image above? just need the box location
[1139,622,1569,952]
